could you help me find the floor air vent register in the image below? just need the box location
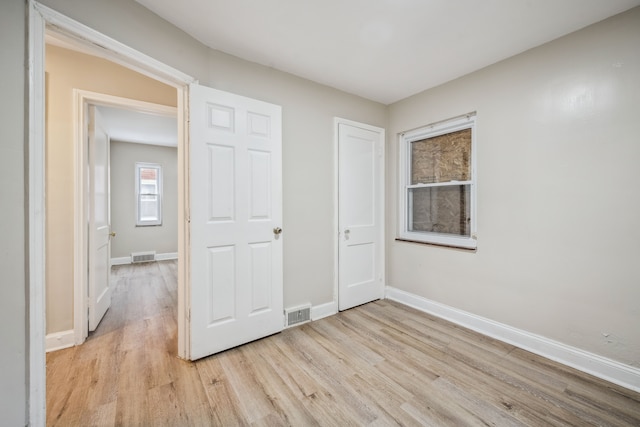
[285,305,311,327]
[131,251,156,263]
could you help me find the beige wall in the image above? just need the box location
[110,141,178,259]
[45,44,177,333]
[387,8,640,367]
[0,1,27,424]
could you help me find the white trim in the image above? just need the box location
[33,2,194,88]
[333,117,386,311]
[156,252,179,261]
[28,2,194,424]
[73,91,179,346]
[386,286,640,393]
[72,89,87,345]
[45,330,75,353]
[111,252,178,265]
[333,120,340,309]
[110,256,131,266]
[176,84,190,361]
[27,2,47,425]
[311,301,338,321]
[76,91,178,115]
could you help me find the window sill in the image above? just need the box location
[395,237,477,251]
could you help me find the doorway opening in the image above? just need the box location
[29,2,194,422]
[43,39,180,345]
[44,32,182,415]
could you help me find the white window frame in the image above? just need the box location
[398,113,477,249]
[135,162,163,226]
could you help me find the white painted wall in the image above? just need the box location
[0,2,27,425]
[386,8,640,368]
[110,140,178,259]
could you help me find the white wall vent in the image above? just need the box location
[285,304,311,327]
[131,251,156,263]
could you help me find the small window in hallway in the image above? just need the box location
[135,162,163,226]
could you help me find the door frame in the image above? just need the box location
[333,117,386,310]
[28,1,195,423]
[73,90,178,343]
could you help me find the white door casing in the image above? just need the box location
[72,90,179,344]
[337,119,385,311]
[88,105,112,331]
[189,84,283,360]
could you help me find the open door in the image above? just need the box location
[189,84,283,360]
[338,120,385,311]
[88,105,112,331]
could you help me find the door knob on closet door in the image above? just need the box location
[109,231,116,238]
[273,227,283,235]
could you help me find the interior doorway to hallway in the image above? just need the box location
[29,3,193,423]
[44,35,183,422]
[44,38,180,352]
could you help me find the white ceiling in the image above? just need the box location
[136,0,640,104]
[97,106,177,147]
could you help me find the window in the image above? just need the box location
[398,113,476,249]
[135,162,162,226]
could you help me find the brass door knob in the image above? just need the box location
[109,231,116,238]
[273,227,283,235]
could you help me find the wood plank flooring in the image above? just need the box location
[46,260,640,426]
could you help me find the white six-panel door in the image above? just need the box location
[338,120,385,311]
[88,105,112,331]
[189,84,283,360]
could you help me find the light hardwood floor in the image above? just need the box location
[47,260,640,426]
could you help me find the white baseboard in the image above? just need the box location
[111,252,178,266]
[156,252,178,261]
[110,256,130,265]
[385,286,640,393]
[311,300,338,321]
[45,330,75,353]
